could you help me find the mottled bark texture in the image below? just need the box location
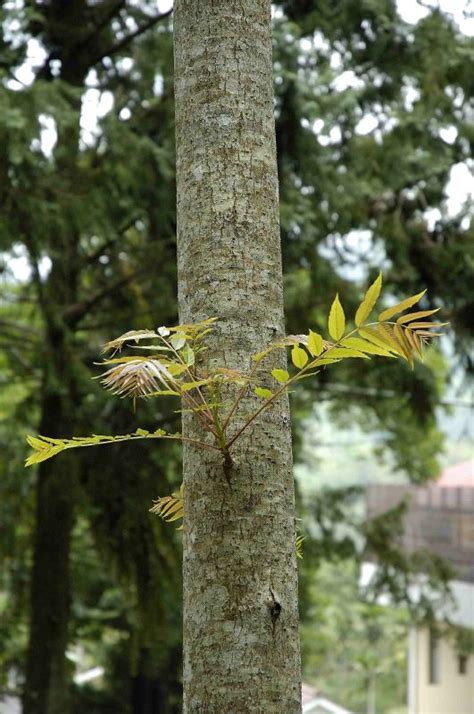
[174,2,302,711]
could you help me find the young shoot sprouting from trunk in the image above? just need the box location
[26,273,446,538]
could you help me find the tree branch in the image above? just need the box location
[82,213,143,266]
[63,269,145,326]
[92,9,173,64]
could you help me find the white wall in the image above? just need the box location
[409,627,474,714]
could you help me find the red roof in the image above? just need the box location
[302,683,319,706]
[436,460,473,488]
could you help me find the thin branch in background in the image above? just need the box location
[93,8,173,65]
[82,213,144,266]
[0,320,40,340]
[83,0,127,46]
[3,346,36,376]
[63,269,147,326]
[75,309,160,332]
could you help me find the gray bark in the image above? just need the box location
[174,1,302,711]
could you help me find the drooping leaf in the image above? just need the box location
[378,290,426,322]
[328,294,345,341]
[355,273,382,326]
[307,329,324,357]
[150,483,184,529]
[396,309,440,324]
[358,327,400,355]
[404,327,423,357]
[342,336,394,357]
[393,324,414,366]
[272,368,290,383]
[291,345,309,368]
[378,324,408,360]
[102,329,159,354]
[99,358,176,398]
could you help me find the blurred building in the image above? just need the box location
[366,460,474,714]
[302,683,354,714]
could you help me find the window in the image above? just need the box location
[428,628,440,684]
[458,654,468,675]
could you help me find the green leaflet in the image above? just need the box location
[252,347,272,363]
[355,273,382,327]
[307,329,323,357]
[272,368,289,383]
[396,308,440,324]
[181,378,213,392]
[324,347,370,360]
[254,386,273,399]
[181,344,195,366]
[328,294,345,341]
[378,290,426,322]
[170,333,186,350]
[406,321,449,329]
[291,345,308,368]
[308,358,340,366]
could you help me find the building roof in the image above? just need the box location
[302,684,320,706]
[302,684,354,714]
[366,461,474,583]
[436,460,473,488]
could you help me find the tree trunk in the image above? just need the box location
[23,154,82,714]
[23,324,80,714]
[23,435,77,714]
[174,1,302,711]
[367,672,376,714]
